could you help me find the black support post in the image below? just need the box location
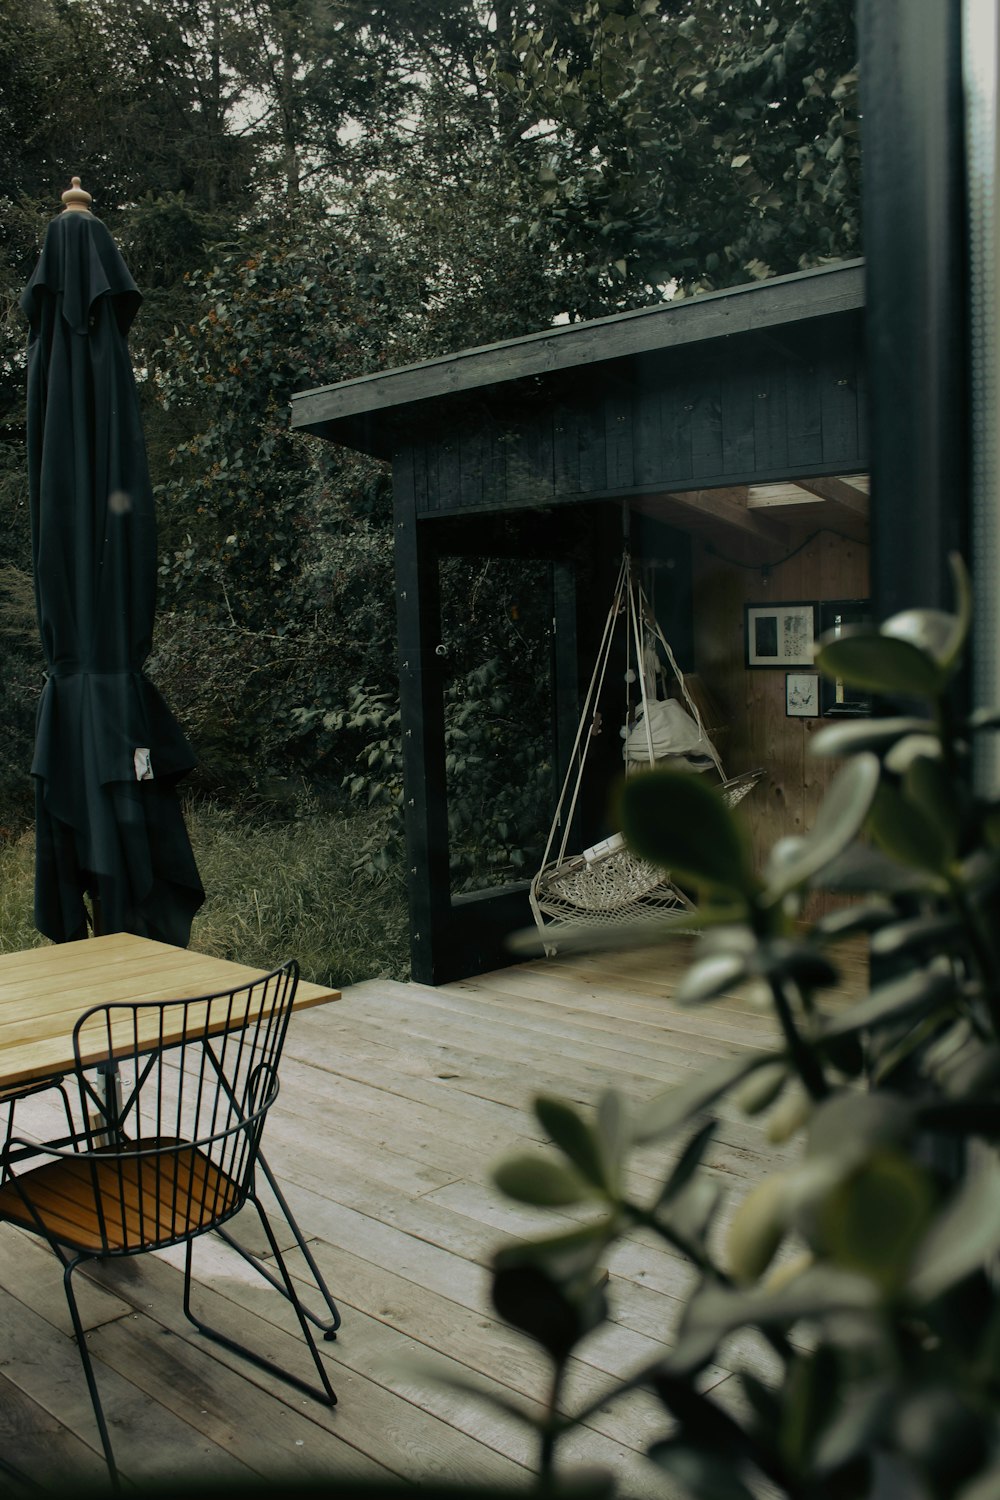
[393,458,451,985]
[858,0,970,618]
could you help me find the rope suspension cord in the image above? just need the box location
[628,568,726,782]
[538,553,631,876]
[530,547,763,954]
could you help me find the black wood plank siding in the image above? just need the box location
[405,322,865,519]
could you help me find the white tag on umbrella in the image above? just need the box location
[134,748,154,781]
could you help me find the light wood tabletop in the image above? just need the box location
[0,933,341,1090]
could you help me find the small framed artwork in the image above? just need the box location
[818,598,872,716]
[786,672,820,718]
[744,602,816,668]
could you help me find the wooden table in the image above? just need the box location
[0,932,341,1091]
[0,932,343,1336]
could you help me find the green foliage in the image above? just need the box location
[155,223,388,621]
[184,796,409,984]
[0,800,409,983]
[0,825,39,950]
[496,0,860,306]
[0,559,42,834]
[293,654,552,891]
[487,556,1000,1497]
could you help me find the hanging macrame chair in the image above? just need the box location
[529,551,763,954]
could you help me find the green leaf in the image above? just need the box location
[815,1151,936,1293]
[813,1380,895,1474]
[903,754,962,863]
[765,1083,813,1144]
[819,841,944,895]
[667,1266,880,1375]
[726,1173,791,1283]
[816,630,944,698]
[491,1262,606,1364]
[596,1089,628,1189]
[534,1096,609,1191]
[649,1441,756,1500]
[634,1051,777,1144]
[867,781,951,873]
[493,1154,595,1206]
[869,911,963,962]
[809,717,931,759]
[650,1375,759,1480]
[620,770,756,896]
[883,732,945,775]
[812,900,897,940]
[656,1119,717,1207]
[806,1092,914,1160]
[821,965,956,1042]
[782,1347,844,1475]
[885,555,971,672]
[732,1061,789,1116]
[656,1175,722,1250]
[493,1219,614,1279]
[762,755,881,899]
[908,1158,1000,1301]
[675,949,752,1004]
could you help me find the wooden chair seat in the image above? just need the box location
[0,1139,240,1253]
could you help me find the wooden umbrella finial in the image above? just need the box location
[61,177,93,214]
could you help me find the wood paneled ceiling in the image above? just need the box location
[632,474,869,550]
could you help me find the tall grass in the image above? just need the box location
[0,828,41,953]
[0,802,411,985]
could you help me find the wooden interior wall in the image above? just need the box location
[691,529,870,903]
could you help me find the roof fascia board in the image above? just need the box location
[291,259,864,436]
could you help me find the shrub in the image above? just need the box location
[184,799,409,986]
[486,556,1000,1498]
[0,563,43,836]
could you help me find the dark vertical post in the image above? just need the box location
[393,456,451,985]
[551,559,580,834]
[858,0,970,617]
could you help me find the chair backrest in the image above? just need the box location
[69,959,299,1254]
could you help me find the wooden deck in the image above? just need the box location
[0,938,867,1494]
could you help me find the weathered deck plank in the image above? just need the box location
[0,941,867,1491]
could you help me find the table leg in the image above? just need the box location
[214,1149,342,1340]
[88,1062,123,1148]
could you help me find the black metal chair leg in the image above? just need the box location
[62,1257,120,1492]
[183,1198,337,1408]
[214,1148,341,1339]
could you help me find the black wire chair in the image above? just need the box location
[0,959,336,1490]
[0,1074,77,1184]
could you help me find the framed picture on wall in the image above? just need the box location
[818,598,872,716]
[786,672,820,717]
[744,602,816,668]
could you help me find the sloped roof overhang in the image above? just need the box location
[290,259,865,461]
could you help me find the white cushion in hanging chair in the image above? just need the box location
[623,698,718,768]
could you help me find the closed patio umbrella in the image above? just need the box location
[22,178,204,944]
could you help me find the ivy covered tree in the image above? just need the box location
[149,215,397,791]
[496,0,859,309]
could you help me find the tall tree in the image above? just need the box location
[493,0,860,310]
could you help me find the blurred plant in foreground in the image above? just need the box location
[486,555,1000,1500]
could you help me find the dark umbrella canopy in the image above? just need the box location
[22,184,204,945]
